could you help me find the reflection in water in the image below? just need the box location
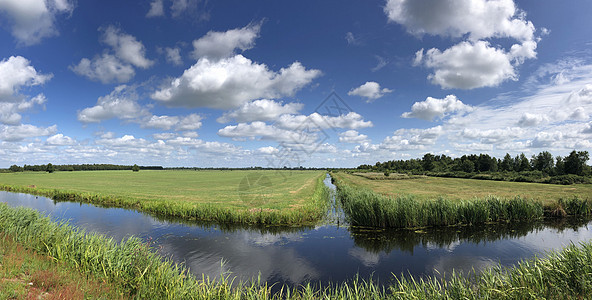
[2,190,592,289]
[349,218,591,254]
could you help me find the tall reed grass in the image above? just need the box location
[0,174,330,227]
[2,203,592,299]
[335,179,590,229]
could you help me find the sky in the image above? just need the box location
[0,0,591,168]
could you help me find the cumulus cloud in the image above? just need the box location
[460,127,524,144]
[402,94,473,121]
[386,0,539,89]
[339,130,369,143]
[0,124,57,142]
[275,112,373,130]
[217,99,303,123]
[415,41,523,89]
[192,23,261,60]
[348,82,392,102]
[381,126,443,150]
[71,26,153,83]
[70,54,135,84]
[46,133,75,145]
[164,47,183,66]
[152,55,321,109]
[146,0,164,17]
[0,0,73,46]
[141,115,180,130]
[0,56,51,125]
[77,85,148,123]
[517,113,548,127]
[175,113,203,131]
[384,0,535,41]
[101,26,154,69]
[0,56,52,100]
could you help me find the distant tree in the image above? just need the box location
[515,153,531,172]
[555,156,565,175]
[384,171,390,177]
[500,153,513,171]
[9,165,23,172]
[564,150,589,175]
[132,164,140,172]
[460,160,475,173]
[422,153,435,171]
[532,151,554,174]
[46,163,55,173]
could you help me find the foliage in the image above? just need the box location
[132,164,140,172]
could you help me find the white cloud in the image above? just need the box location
[339,130,369,143]
[0,0,73,46]
[345,32,358,45]
[381,126,443,150]
[416,41,522,89]
[460,127,524,144]
[256,146,279,155]
[146,0,164,17]
[101,26,154,69]
[0,124,57,142]
[78,85,148,123]
[217,99,303,123]
[71,26,152,83]
[517,113,549,127]
[46,133,75,145]
[170,0,199,18]
[582,122,592,134]
[0,56,52,100]
[348,82,392,102]
[275,112,373,130]
[386,0,538,90]
[152,55,321,109]
[402,94,473,121]
[164,47,183,66]
[0,93,46,125]
[70,54,135,84]
[142,115,180,130]
[384,0,535,42]
[175,113,203,131]
[192,23,261,60]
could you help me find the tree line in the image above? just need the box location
[7,164,163,172]
[357,150,591,184]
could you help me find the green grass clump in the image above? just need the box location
[0,170,330,226]
[333,178,592,229]
[2,202,592,299]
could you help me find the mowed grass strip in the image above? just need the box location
[0,170,329,225]
[333,172,592,205]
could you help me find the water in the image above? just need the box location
[1,174,591,288]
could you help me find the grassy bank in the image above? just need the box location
[333,173,592,228]
[0,170,329,226]
[0,234,127,299]
[333,172,592,206]
[2,203,592,299]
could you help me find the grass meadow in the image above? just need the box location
[0,170,329,226]
[333,172,592,206]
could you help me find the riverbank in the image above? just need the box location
[332,173,592,229]
[2,202,592,298]
[0,170,329,226]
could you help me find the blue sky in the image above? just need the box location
[1,0,591,168]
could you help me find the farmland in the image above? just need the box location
[0,170,328,225]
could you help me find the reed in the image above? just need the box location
[334,178,590,229]
[2,202,592,299]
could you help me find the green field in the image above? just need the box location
[333,172,592,205]
[0,170,328,225]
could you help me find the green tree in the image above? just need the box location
[9,165,23,172]
[500,153,513,171]
[564,150,589,175]
[132,164,140,172]
[532,151,554,173]
[422,153,435,171]
[46,163,55,173]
